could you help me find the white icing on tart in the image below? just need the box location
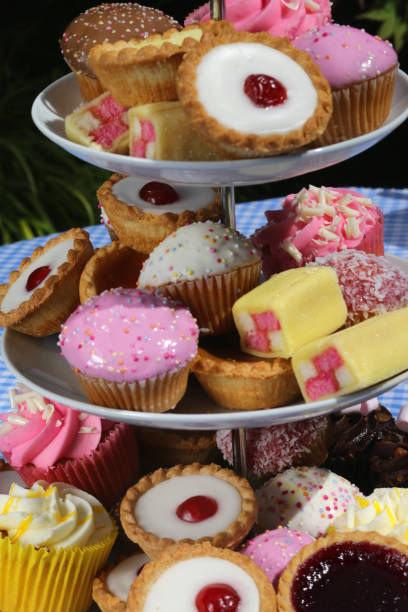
[142,557,260,612]
[1,239,75,313]
[112,176,216,215]
[195,42,317,134]
[107,552,150,602]
[134,474,242,540]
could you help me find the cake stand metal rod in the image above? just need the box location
[210,0,225,20]
[232,428,248,479]
[220,185,236,229]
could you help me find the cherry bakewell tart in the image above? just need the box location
[277,530,408,612]
[127,541,277,612]
[88,21,235,107]
[192,333,300,410]
[176,30,333,159]
[0,227,93,337]
[92,551,150,612]
[78,241,147,304]
[97,173,222,254]
[120,462,257,559]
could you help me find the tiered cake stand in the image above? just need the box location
[9,8,408,477]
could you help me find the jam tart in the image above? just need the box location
[78,241,147,304]
[127,541,277,612]
[277,530,408,612]
[120,462,257,559]
[88,21,235,107]
[97,173,221,254]
[177,30,333,159]
[0,227,93,336]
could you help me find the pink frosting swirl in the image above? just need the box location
[185,0,332,40]
[251,186,383,278]
[59,288,199,383]
[0,385,109,469]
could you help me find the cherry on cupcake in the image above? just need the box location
[139,181,179,206]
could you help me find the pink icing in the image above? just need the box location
[251,186,383,278]
[216,415,328,476]
[293,23,398,89]
[58,288,199,383]
[0,388,105,469]
[240,527,315,588]
[185,0,332,40]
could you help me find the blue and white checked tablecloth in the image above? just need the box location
[0,186,407,419]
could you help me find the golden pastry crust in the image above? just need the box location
[92,563,127,612]
[120,462,257,559]
[177,31,333,159]
[127,541,277,611]
[277,530,408,612]
[136,427,217,472]
[79,241,147,304]
[97,173,222,254]
[0,228,93,337]
[88,21,235,107]
[192,333,300,410]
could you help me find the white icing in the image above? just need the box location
[107,553,150,602]
[1,239,75,313]
[99,205,111,225]
[142,557,260,612]
[195,43,317,135]
[134,474,242,540]
[138,221,258,286]
[111,176,216,215]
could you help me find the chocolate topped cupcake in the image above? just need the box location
[326,400,408,494]
[59,3,181,100]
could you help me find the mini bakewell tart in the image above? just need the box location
[92,551,150,612]
[88,21,235,107]
[0,227,93,337]
[120,463,257,559]
[192,333,300,410]
[176,31,332,159]
[97,173,222,255]
[126,541,277,612]
[78,241,147,304]
[277,531,408,612]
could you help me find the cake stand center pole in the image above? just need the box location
[232,427,248,478]
[220,186,236,229]
[210,0,225,20]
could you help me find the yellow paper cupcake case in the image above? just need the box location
[0,526,117,612]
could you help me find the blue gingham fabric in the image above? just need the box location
[0,186,407,419]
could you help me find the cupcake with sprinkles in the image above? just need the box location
[137,220,261,335]
[59,2,181,101]
[58,287,199,412]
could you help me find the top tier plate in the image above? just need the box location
[32,71,408,187]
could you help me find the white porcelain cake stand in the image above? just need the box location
[27,0,408,475]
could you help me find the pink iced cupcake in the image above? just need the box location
[185,0,332,40]
[293,23,398,144]
[0,384,139,507]
[240,527,314,589]
[59,287,199,412]
[251,185,384,278]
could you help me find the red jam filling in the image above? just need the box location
[176,495,218,523]
[291,541,408,612]
[305,347,344,400]
[244,74,287,107]
[25,265,51,292]
[139,181,179,206]
[244,310,281,352]
[195,583,241,612]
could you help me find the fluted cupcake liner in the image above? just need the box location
[15,422,139,508]
[315,65,398,146]
[75,366,190,412]
[158,261,262,335]
[0,528,116,612]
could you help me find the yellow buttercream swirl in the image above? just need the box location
[0,481,113,549]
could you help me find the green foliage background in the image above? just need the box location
[1,0,407,244]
